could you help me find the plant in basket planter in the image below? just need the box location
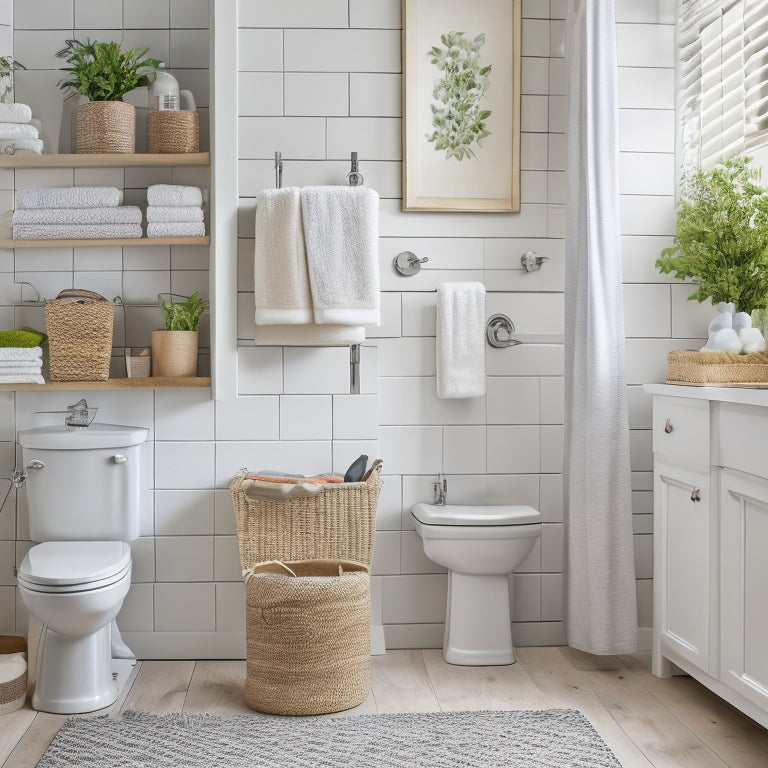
[151,291,209,377]
[656,156,768,354]
[56,38,160,153]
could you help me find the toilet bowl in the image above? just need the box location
[412,502,541,666]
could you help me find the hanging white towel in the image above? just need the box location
[146,222,205,238]
[254,323,364,346]
[147,184,203,207]
[301,186,380,326]
[13,206,142,225]
[13,223,142,240]
[253,187,313,325]
[0,103,32,123]
[0,346,42,361]
[146,205,204,223]
[17,187,122,209]
[436,282,486,399]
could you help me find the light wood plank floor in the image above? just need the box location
[2,647,767,767]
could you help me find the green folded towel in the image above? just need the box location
[0,327,47,348]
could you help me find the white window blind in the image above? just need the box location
[678,0,768,173]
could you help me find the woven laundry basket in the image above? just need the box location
[45,289,114,381]
[666,350,768,384]
[147,110,199,153]
[244,559,370,715]
[230,460,382,569]
[0,636,27,715]
[74,101,135,153]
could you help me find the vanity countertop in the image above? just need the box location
[645,382,768,406]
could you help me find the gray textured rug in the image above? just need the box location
[37,708,622,768]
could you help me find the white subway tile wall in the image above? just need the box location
[1,0,683,655]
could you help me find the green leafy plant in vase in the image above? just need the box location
[0,56,26,104]
[56,38,160,153]
[151,292,209,377]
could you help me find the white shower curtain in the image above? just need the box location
[563,0,638,654]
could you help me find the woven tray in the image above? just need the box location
[667,350,768,384]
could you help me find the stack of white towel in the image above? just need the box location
[0,103,43,156]
[0,346,44,384]
[12,187,142,240]
[146,184,205,238]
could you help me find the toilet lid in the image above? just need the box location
[412,503,540,526]
[18,541,131,587]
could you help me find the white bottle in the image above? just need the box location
[148,63,179,111]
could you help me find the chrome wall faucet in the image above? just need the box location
[434,474,447,505]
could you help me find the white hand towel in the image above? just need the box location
[436,282,486,399]
[0,122,37,139]
[0,366,44,377]
[0,103,32,123]
[254,323,365,346]
[147,184,203,207]
[146,205,204,223]
[17,187,123,209]
[0,358,43,371]
[0,138,43,155]
[253,187,313,325]
[146,222,206,238]
[301,186,380,326]
[13,206,142,225]
[0,374,45,384]
[13,223,142,240]
[0,346,43,361]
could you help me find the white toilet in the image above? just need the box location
[16,422,148,714]
[412,502,541,666]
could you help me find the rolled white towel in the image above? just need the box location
[147,184,203,207]
[13,206,142,225]
[17,186,123,209]
[0,346,42,361]
[147,222,205,238]
[0,138,43,155]
[13,223,142,240]
[0,122,38,139]
[146,205,204,223]
[0,374,45,384]
[0,103,32,123]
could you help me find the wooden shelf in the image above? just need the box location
[0,236,210,248]
[0,152,210,168]
[0,376,211,391]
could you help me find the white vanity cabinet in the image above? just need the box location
[647,385,768,729]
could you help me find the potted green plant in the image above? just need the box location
[56,38,160,153]
[0,56,26,104]
[656,156,768,317]
[151,291,209,377]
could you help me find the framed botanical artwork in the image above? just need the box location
[402,0,521,212]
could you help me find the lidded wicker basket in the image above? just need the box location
[147,110,199,153]
[45,289,114,381]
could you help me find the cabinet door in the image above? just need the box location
[721,468,768,711]
[654,459,711,673]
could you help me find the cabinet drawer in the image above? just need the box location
[653,396,710,465]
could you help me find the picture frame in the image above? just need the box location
[402,0,522,212]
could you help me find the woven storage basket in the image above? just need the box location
[244,559,370,715]
[45,289,114,381]
[148,110,199,153]
[0,636,27,716]
[74,101,135,153]
[667,350,768,384]
[230,460,382,569]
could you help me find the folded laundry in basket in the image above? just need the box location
[242,478,333,499]
[13,206,142,226]
[245,474,344,484]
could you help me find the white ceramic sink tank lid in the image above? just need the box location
[17,424,148,449]
[412,502,539,526]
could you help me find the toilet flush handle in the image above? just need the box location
[112,455,128,464]
[26,459,45,470]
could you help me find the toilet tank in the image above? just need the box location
[18,423,149,543]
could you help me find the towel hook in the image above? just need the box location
[347,151,364,186]
[486,314,522,348]
[393,251,429,276]
[274,151,283,189]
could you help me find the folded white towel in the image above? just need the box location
[0,374,45,384]
[254,323,365,346]
[436,282,486,399]
[301,186,380,326]
[13,223,142,240]
[17,187,123,210]
[0,346,42,361]
[0,358,43,370]
[146,222,205,238]
[146,205,204,223]
[253,187,313,325]
[13,206,142,226]
[147,184,203,207]
[0,122,37,139]
[0,138,43,155]
[0,103,32,123]
[0,366,44,377]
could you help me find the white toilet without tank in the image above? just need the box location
[412,502,541,666]
[16,422,148,714]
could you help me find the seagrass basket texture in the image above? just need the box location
[45,289,114,381]
[75,101,135,153]
[229,460,382,570]
[0,636,27,715]
[147,110,199,153]
[244,559,370,715]
[667,350,768,384]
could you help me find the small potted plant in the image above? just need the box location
[151,291,209,377]
[0,56,26,104]
[56,38,160,153]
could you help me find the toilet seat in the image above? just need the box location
[411,503,539,526]
[18,541,131,593]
